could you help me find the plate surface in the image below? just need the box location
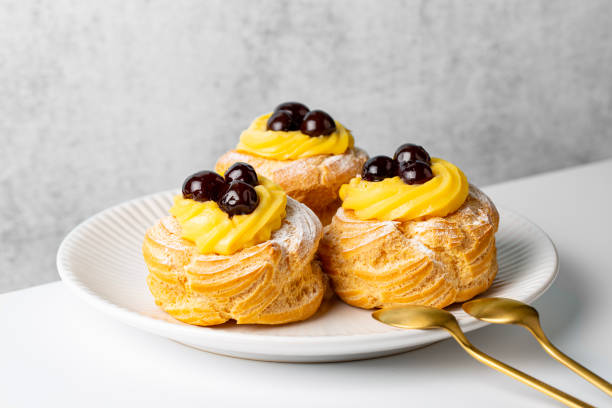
[57,191,558,362]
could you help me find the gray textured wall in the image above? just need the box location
[1,0,612,293]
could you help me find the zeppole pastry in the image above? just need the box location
[215,102,368,225]
[143,163,327,326]
[319,144,499,309]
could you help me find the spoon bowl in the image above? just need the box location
[372,305,456,330]
[462,297,539,325]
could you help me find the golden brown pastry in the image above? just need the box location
[319,145,499,309]
[215,102,368,224]
[143,166,326,325]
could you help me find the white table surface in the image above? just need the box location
[3,159,612,408]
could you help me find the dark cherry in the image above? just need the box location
[182,170,226,202]
[275,102,309,130]
[300,110,336,137]
[218,181,259,216]
[224,162,259,187]
[393,143,431,165]
[266,110,294,131]
[398,160,434,185]
[361,155,398,182]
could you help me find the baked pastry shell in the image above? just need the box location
[319,185,499,309]
[143,197,327,326]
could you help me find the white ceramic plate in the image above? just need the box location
[57,191,558,362]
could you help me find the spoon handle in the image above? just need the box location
[445,321,593,408]
[525,323,612,397]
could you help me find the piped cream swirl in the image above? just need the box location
[339,158,469,221]
[236,113,354,160]
[169,176,287,255]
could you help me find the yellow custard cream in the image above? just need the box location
[236,113,354,160]
[170,176,287,255]
[339,158,468,221]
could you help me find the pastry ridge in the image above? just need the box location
[319,185,499,309]
[215,148,368,224]
[144,197,326,325]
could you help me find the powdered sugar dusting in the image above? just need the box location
[320,147,368,178]
[270,197,322,264]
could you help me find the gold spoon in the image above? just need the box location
[373,305,593,408]
[463,297,612,397]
